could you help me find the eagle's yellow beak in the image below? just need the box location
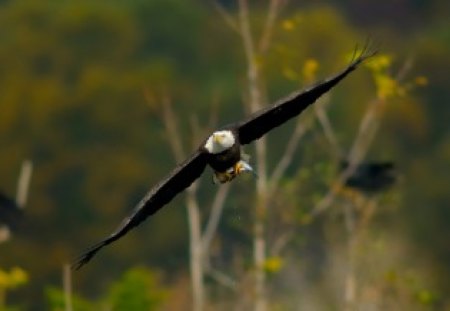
[213,134,222,144]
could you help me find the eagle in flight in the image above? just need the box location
[73,48,376,270]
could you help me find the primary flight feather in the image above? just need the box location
[73,48,376,270]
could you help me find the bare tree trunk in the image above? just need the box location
[146,91,234,311]
[186,186,204,311]
[343,203,356,311]
[213,1,285,309]
[237,1,268,309]
[63,264,73,311]
[157,94,206,311]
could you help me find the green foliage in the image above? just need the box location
[46,287,97,311]
[0,267,28,310]
[0,267,28,290]
[45,266,167,311]
[105,266,167,311]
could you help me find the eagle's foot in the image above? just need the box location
[212,161,256,184]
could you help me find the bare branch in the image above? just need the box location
[395,55,415,83]
[313,96,344,159]
[146,90,205,310]
[63,264,73,311]
[212,0,240,33]
[16,160,33,208]
[269,113,314,195]
[238,2,269,310]
[186,188,204,311]
[347,99,381,164]
[258,0,284,54]
[238,0,267,183]
[207,91,221,132]
[239,0,260,110]
[161,94,186,162]
[270,228,294,257]
[202,183,231,253]
[206,266,238,291]
[343,202,357,310]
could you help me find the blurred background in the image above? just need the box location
[0,0,449,310]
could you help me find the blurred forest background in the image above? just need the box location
[0,0,449,310]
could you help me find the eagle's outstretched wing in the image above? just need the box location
[0,192,22,229]
[236,49,376,145]
[73,150,208,270]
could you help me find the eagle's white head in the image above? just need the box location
[204,130,235,154]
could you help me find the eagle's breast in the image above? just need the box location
[207,143,241,172]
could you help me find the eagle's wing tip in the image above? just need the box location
[351,38,380,65]
[71,252,93,271]
[71,240,108,271]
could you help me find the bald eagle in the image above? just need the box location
[73,49,375,270]
[342,161,397,193]
[0,192,22,229]
[0,192,23,242]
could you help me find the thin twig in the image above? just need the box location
[212,0,240,33]
[270,228,295,257]
[343,202,357,311]
[16,160,33,208]
[258,0,283,54]
[314,96,344,159]
[206,266,238,291]
[347,99,381,164]
[207,91,221,132]
[269,113,315,195]
[161,94,186,162]
[202,183,231,253]
[395,55,415,83]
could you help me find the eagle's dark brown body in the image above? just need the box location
[204,141,241,173]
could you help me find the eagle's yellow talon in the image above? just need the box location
[213,161,256,184]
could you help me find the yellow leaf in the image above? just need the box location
[414,76,428,86]
[281,19,295,31]
[302,58,319,82]
[264,256,283,273]
[0,269,9,287]
[365,54,392,73]
[375,74,397,99]
[9,267,28,287]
